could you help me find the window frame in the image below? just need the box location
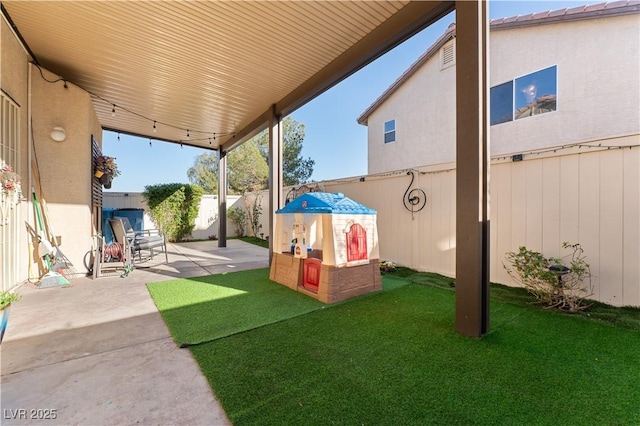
[383,119,396,144]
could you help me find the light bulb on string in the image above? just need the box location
[117,133,120,141]
[153,121,157,133]
[149,139,152,147]
[111,105,116,116]
[186,130,190,140]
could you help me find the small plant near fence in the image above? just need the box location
[503,242,593,312]
[379,260,397,273]
[244,193,263,238]
[228,206,247,237]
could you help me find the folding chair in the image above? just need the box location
[110,217,168,265]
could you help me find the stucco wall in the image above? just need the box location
[366,13,640,174]
[30,67,101,276]
[367,47,456,174]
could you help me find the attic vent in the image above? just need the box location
[440,40,455,69]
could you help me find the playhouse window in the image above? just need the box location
[346,224,368,262]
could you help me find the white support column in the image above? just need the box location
[268,106,283,263]
[217,148,227,248]
[455,0,490,337]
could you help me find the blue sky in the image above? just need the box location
[104,1,601,193]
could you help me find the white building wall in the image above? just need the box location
[367,50,456,174]
[366,13,640,174]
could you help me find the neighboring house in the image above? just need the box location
[359,1,639,174]
[355,2,640,307]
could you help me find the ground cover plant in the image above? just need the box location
[151,268,640,425]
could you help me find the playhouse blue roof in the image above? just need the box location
[276,192,376,215]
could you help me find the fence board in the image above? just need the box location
[623,148,640,305]
[578,153,601,301]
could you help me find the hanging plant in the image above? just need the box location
[94,155,120,187]
[1,162,22,225]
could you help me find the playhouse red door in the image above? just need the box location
[303,258,321,292]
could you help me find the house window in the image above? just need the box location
[490,81,514,125]
[490,65,557,126]
[514,66,557,120]
[384,120,396,144]
[440,40,455,69]
[346,223,368,262]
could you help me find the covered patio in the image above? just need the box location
[1,239,268,425]
[2,0,491,337]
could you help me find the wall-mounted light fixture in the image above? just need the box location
[50,126,66,142]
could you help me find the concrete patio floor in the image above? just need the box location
[1,239,269,425]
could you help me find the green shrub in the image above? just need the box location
[503,242,592,312]
[228,206,247,237]
[143,183,204,242]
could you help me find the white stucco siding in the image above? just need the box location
[367,13,640,174]
[490,14,640,156]
[368,55,456,174]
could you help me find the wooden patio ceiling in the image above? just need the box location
[3,1,453,152]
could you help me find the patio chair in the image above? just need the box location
[109,217,168,265]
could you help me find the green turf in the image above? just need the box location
[147,268,409,346]
[147,268,326,346]
[189,284,639,425]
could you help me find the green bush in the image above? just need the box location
[503,242,592,312]
[143,183,204,242]
[228,206,247,237]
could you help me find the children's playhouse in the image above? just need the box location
[269,192,382,303]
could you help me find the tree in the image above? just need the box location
[187,152,219,193]
[227,141,268,193]
[187,116,313,194]
[255,117,315,186]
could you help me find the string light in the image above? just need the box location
[490,142,639,161]
[149,139,152,147]
[32,62,234,144]
[117,133,120,141]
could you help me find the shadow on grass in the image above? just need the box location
[191,282,640,425]
[147,268,409,347]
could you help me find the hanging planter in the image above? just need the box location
[100,175,113,189]
[1,162,22,226]
[94,155,120,188]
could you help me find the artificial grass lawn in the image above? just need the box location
[147,268,326,346]
[147,268,408,346]
[150,268,640,425]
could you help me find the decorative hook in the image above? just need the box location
[403,170,427,220]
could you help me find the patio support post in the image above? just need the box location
[268,105,283,264]
[454,0,490,337]
[218,148,227,247]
